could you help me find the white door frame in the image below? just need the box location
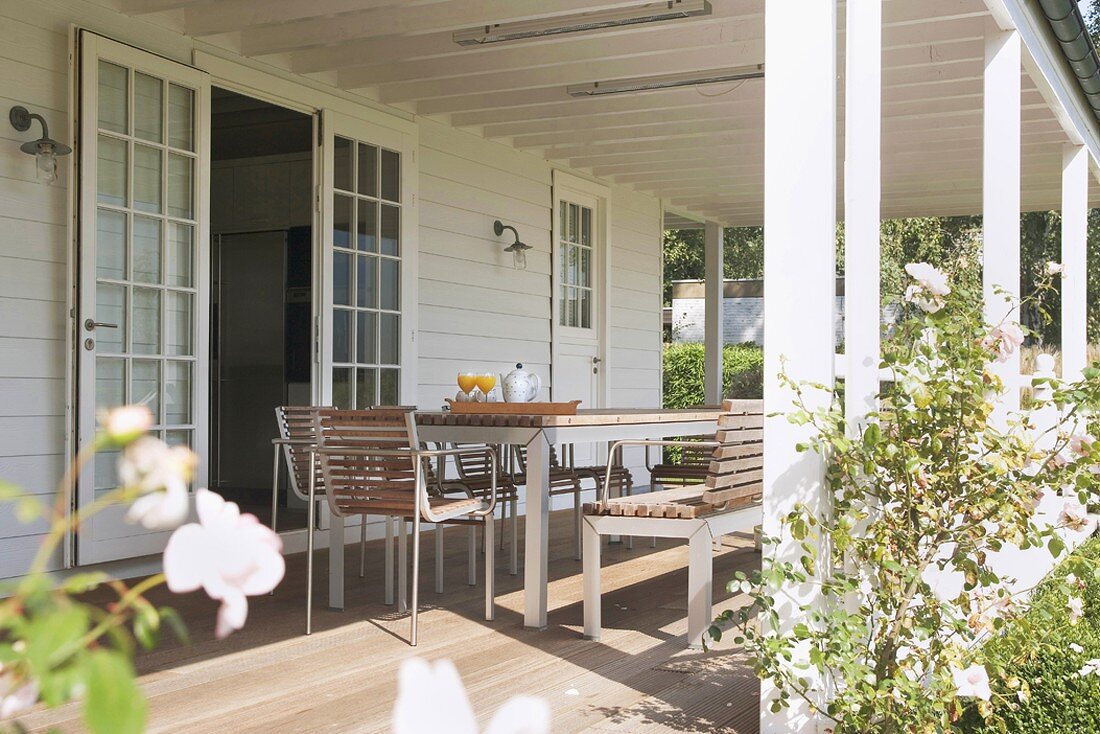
[75,31,211,564]
[551,170,610,408]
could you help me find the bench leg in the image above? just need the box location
[582,518,602,641]
[687,528,713,649]
[397,519,408,614]
[467,526,477,586]
[510,499,518,576]
[384,516,394,606]
[435,523,444,594]
[484,516,495,621]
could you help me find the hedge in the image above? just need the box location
[662,342,763,409]
[955,535,1100,734]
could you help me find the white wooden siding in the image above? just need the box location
[0,2,664,580]
[0,4,72,578]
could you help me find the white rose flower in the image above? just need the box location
[1068,595,1085,625]
[951,663,992,701]
[904,262,951,296]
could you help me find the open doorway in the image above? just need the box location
[209,87,313,529]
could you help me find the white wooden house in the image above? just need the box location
[0,1,1099,729]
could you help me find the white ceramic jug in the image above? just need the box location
[501,363,541,403]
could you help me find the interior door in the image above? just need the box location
[552,172,609,467]
[318,110,416,409]
[76,33,210,564]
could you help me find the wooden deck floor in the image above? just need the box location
[23,509,761,733]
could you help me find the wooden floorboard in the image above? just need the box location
[19,510,761,733]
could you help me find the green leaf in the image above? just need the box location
[82,649,146,734]
[158,607,190,646]
[59,572,109,595]
[1048,536,1066,559]
[24,606,90,678]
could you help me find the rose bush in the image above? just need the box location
[0,406,284,733]
[714,262,1100,732]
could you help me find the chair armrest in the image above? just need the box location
[603,439,719,504]
[272,437,316,446]
[312,446,498,520]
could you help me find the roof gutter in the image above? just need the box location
[1038,0,1100,124]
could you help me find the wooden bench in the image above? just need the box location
[581,399,763,648]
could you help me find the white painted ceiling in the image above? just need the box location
[112,0,1100,226]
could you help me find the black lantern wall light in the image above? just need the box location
[9,106,71,184]
[494,220,532,270]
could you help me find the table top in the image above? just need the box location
[415,407,723,428]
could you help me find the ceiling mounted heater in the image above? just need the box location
[566,65,764,97]
[453,0,711,46]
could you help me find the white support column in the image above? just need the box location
[983,28,1022,408]
[761,0,837,730]
[1061,144,1089,381]
[844,0,882,428]
[704,220,724,404]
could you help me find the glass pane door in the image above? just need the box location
[77,33,209,564]
[321,112,412,410]
[558,200,594,330]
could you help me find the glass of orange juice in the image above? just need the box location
[475,372,497,397]
[457,372,478,396]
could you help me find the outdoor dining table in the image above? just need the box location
[325,407,724,630]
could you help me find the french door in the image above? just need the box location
[318,110,416,408]
[552,171,609,467]
[76,33,210,564]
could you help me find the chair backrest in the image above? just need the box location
[315,407,421,518]
[700,399,764,509]
[450,442,499,480]
[275,406,329,501]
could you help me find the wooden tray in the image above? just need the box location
[444,399,581,415]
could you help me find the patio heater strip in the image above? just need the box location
[566,65,765,97]
[452,0,712,46]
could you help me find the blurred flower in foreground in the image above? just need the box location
[163,489,284,639]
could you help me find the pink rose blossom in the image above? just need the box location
[0,666,37,721]
[119,437,197,530]
[904,263,951,296]
[1069,434,1094,457]
[392,658,549,734]
[99,405,153,443]
[1046,261,1064,276]
[1059,499,1090,533]
[951,663,992,701]
[163,489,284,639]
[982,322,1025,363]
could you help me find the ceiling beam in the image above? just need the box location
[239,0,686,56]
[184,0,447,36]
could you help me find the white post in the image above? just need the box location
[844,0,882,427]
[1061,144,1089,381]
[704,220,724,404]
[762,0,836,730]
[983,29,1021,408]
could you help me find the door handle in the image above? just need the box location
[592,357,602,364]
[84,319,118,330]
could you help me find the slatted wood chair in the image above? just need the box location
[581,399,764,648]
[646,436,715,486]
[440,442,520,576]
[511,443,586,560]
[313,408,498,645]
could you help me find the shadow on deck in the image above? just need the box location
[23,509,762,733]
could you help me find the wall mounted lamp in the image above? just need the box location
[10,106,71,184]
[494,220,531,270]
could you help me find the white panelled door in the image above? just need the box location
[318,111,417,409]
[76,33,210,564]
[552,171,609,466]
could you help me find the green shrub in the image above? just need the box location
[955,535,1100,734]
[662,342,763,408]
